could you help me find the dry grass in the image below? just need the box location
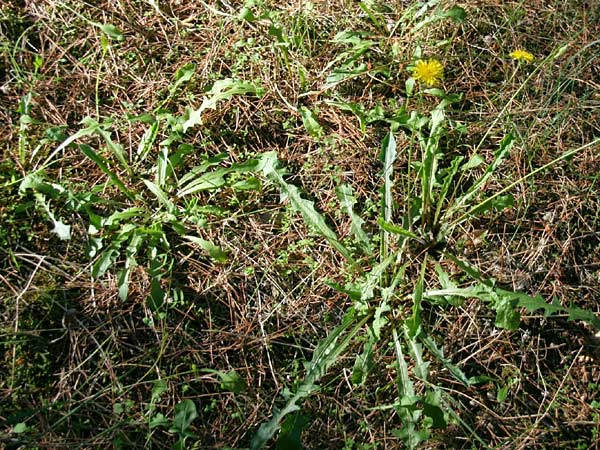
[1,0,599,449]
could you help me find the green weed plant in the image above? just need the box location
[249,4,600,446]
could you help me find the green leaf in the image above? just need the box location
[169,399,198,435]
[444,6,466,23]
[261,153,353,263]
[275,413,309,450]
[13,423,28,434]
[231,176,262,191]
[177,169,229,196]
[352,338,375,386]
[99,23,124,41]
[79,144,136,201]
[150,413,170,429]
[299,106,324,138]
[136,121,159,162]
[377,219,420,240]
[183,235,228,263]
[143,179,176,213]
[493,296,520,330]
[182,79,262,133]
[497,385,509,403]
[92,247,119,278]
[405,76,415,97]
[151,379,168,403]
[380,131,397,257]
[219,370,247,394]
[336,183,372,254]
[470,193,514,215]
[423,390,447,429]
[171,63,196,93]
[239,7,256,22]
[117,267,131,301]
[250,310,369,450]
[406,258,427,338]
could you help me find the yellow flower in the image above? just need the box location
[509,49,534,62]
[412,59,444,86]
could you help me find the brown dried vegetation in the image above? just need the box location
[1,1,599,449]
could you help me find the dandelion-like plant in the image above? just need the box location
[509,49,534,62]
[412,59,444,86]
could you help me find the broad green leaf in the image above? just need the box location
[102,207,146,228]
[239,7,256,22]
[443,6,466,22]
[169,399,198,435]
[13,423,28,434]
[170,63,196,93]
[423,390,447,429]
[357,252,396,307]
[156,146,169,189]
[352,338,375,386]
[178,153,229,186]
[117,267,131,301]
[92,247,119,278]
[406,257,427,338]
[377,219,420,240]
[151,379,168,403]
[183,235,228,263]
[177,169,229,196]
[493,296,520,330]
[149,413,170,429]
[462,153,485,170]
[231,176,262,191]
[469,193,514,216]
[136,121,159,162]
[405,76,415,97]
[392,327,414,399]
[497,386,509,403]
[219,370,247,394]
[99,23,124,41]
[275,413,309,450]
[299,106,324,138]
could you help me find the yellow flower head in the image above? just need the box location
[509,49,534,63]
[412,59,444,86]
